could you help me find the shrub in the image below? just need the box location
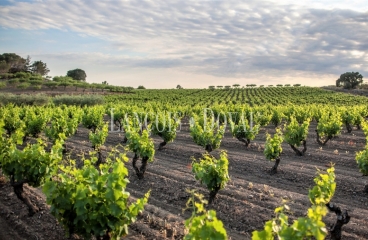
[191,151,230,203]
[52,94,104,106]
[0,93,50,106]
[17,82,30,89]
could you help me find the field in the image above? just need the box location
[0,87,368,240]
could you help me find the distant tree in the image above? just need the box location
[53,76,73,82]
[96,83,107,92]
[7,79,19,86]
[24,55,32,72]
[123,86,135,93]
[30,60,49,76]
[102,81,108,85]
[293,84,301,87]
[105,85,117,92]
[336,72,363,89]
[14,71,31,79]
[260,85,264,87]
[17,82,30,89]
[0,53,29,73]
[74,82,89,92]
[44,81,59,91]
[285,84,291,87]
[0,60,8,74]
[80,82,90,92]
[53,76,74,90]
[233,84,240,88]
[30,74,43,81]
[29,80,43,86]
[29,80,43,90]
[176,85,183,89]
[224,85,231,89]
[276,84,283,87]
[268,85,273,87]
[90,83,99,92]
[137,85,146,89]
[0,82,6,89]
[67,68,87,81]
[208,86,215,90]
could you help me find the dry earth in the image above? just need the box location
[0,120,367,240]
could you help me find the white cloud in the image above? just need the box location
[0,0,367,87]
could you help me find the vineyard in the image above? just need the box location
[0,86,368,240]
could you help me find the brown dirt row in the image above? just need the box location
[0,120,367,239]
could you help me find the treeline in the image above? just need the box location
[0,53,49,76]
[0,53,134,93]
[208,84,302,89]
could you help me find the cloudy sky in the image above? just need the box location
[0,0,367,88]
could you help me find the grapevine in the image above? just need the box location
[283,117,309,156]
[316,112,342,145]
[183,189,227,239]
[264,128,283,175]
[43,151,150,239]
[125,127,155,179]
[151,111,180,150]
[191,151,230,203]
[252,167,337,240]
[190,114,225,152]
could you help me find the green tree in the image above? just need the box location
[0,53,28,73]
[0,82,6,89]
[90,83,98,92]
[67,68,87,81]
[74,81,89,92]
[96,83,107,92]
[30,60,49,76]
[17,82,30,89]
[336,72,363,89]
[137,85,146,89]
[53,76,74,90]
[44,81,59,91]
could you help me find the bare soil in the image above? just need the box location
[0,120,367,240]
